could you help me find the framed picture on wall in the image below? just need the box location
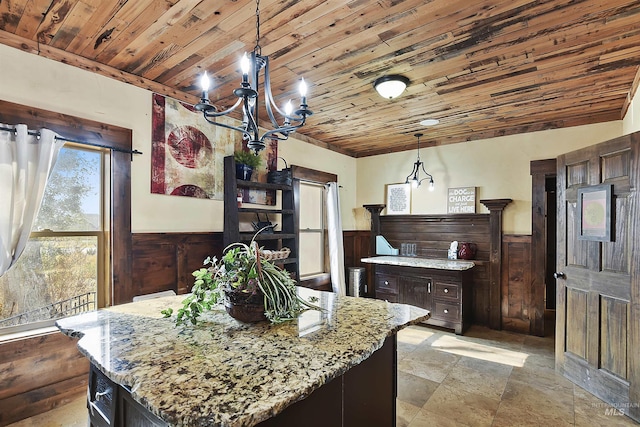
[577,183,613,241]
[386,183,411,215]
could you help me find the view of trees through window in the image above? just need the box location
[0,145,103,332]
[299,182,326,277]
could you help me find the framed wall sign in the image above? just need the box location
[386,183,411,215]
[447,187,476,213]
[577,183,613,241]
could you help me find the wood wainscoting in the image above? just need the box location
[131,232,224,297]
[0,331,89,426]
[501,235,533,334]
[343,231,372,296]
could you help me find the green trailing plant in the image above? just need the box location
[161,228,320,325]
[233,150,263,168]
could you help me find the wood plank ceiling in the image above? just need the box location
[1,0,640,157]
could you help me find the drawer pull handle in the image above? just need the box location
[443,309,449,314]
[444,288,449,293]
[428,282,431,293]
[95,387,112,402]
[384,281,389,285]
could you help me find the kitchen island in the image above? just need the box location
[362,256,475,334]
[56,287,429,427]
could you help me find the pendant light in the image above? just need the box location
[405,133,434,190]
[195,0,312,153]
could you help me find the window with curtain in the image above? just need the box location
[299,181,327,278]
[0,144,108,334]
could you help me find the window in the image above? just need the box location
[0,144,108,334]
[298,181,327,278]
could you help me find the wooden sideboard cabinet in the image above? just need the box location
[373,264,472,335]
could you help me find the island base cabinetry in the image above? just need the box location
[374,265,472,335]
[87,336,396,427]
[89,364,167,427]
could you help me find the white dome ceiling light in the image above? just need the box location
[373,75,410,99]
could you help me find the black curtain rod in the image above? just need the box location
[0,125,143,159]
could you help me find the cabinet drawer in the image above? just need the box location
[375,290,399,303]
[376,274,398,292]
[432,300,460,322]
[433,282,460,300]
[89,365,116,425]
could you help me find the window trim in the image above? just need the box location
[0,99,133,308]
[290,166,337,288]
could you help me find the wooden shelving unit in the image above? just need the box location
[223,155,300,281]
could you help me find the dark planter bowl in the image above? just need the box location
[236,163,254,181]
[224,290,266,323]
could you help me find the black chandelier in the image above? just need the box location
[405,133,434,190]
[194,0,312,153]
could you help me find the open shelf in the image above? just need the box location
[224,155,300,281]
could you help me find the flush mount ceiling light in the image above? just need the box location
[195,0,312,153]
[420,118,440,126]
[405,133,434,191]
[373,75,410,99]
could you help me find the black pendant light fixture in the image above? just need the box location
[194,0,312,153]
[405,133,434,190]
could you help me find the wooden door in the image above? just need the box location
[556,132,639,422]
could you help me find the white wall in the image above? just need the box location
[356,122,622,234]
[0,44,357,232]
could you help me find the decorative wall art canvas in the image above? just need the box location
[577,183,613,241]
[151,93,276,205]
[386,183,411,215]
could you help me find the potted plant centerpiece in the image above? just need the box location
[162,228,319,324]
[234,150,262,181]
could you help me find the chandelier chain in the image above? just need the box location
[254,0,261,54]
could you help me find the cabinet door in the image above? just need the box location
[399,276,430,310]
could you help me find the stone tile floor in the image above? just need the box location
[396,324,638,426]
[8,324,639,426]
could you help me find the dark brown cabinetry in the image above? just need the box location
[373,265,472,335]
[88,364,167,427]
[223,155,299,280]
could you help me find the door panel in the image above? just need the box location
[557,133,639,422]
[565,289,587,358]
[600,297,628,379]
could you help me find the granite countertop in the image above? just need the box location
[360,255,475,271]
[56,288,429,427]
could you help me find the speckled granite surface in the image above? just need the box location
[360,255,475,270]
[56,288,429,427]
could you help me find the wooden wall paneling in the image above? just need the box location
[530,158,556,337]
[501,235,532,334]
[376,209,515,328]
[131,233,223,298]
[343,231,371,295]
[628,132,640,422]
[0,332,89,426]
[111,149,133,305]
[480,199,513,330]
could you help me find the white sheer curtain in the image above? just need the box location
[325,182,346,295]
[0,124,61,277]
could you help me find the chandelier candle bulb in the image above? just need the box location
[241,53,251,78]
[200,72,211,100]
